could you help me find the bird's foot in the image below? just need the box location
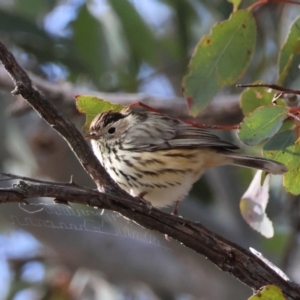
[171,200,180,216]
[136,192,152,211]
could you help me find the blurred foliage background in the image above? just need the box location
[0,0,299,299]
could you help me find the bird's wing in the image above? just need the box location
[121,112,239,152]
[170,122,239,150]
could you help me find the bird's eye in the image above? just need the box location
[108,127,116,134]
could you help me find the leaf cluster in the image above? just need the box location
[182,4,300,197]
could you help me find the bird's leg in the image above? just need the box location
[172,200,180,216]
[136,192,152,210]
[164,201,181,241]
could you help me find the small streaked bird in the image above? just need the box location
[85,107,287,211]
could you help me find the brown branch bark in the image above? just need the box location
[0,41,299,299]
[1,179,300,299]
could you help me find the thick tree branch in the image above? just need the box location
[0,178,300,299]
[0,41,299,299]
[0,66,242,125]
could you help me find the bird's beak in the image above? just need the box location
[84,133,97,140]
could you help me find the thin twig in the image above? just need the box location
[237,83,300,95]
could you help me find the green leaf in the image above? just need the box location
[161,0,198,59]
[76,95,124,132]
[238,106,288,146]
[240,85,275,115]
[278,16,300,85]
[248,285,286,300]
[227,0,241,12]
[108,0,157,65]
[0,9,48,36]
[0,9,57,61]
[182,9,256,117]
[71,5,107,83]
[14,0,52,19]
[264,130,300,195]
[0,9,88,76]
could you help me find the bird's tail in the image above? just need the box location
[225,154,288,175]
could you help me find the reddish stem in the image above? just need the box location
[127,101,161,113]
[129,102,239,130]
[249,0,300,10]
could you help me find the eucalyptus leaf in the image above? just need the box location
[238,106,288,146]
[264,130,300,195]
[76,95,124,132]
[182,9,256,116]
